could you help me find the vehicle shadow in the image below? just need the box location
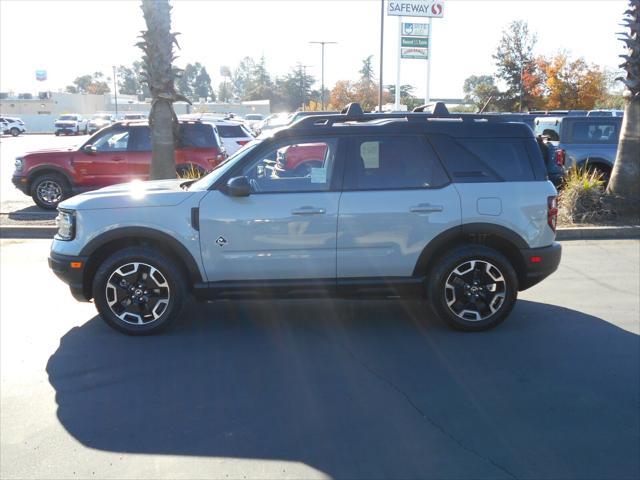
[46,299,639,479]
[7,205,55,220]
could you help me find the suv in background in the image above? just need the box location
[54,114,88,135]
[0,116,26,136]
[536,116,622,182]
[48,103,561,335]
[206,119,254,155]
[12,120,227,209]
[88,113,114,133]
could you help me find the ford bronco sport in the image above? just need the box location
[48,103,561,335]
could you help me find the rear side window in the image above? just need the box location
[129,126,151,151]
[568,121,619,144]
[345,135,449,190]
[456,138,535,181]
[217,124,248,138]
[180,123,219,148]
[428,134,536,182]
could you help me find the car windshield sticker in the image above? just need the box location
[310,167,327,183]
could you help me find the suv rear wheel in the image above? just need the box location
[10,127,20,137]
[427,245,518,331]
[30,173,70,210]
[93,247,187,335]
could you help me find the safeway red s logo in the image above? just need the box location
[431,1,443,16]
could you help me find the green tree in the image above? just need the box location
[137,0,189,180]
[133,60,151,100]
[607,0,640,202]
[275,63,315,111]
[194,65,214,101]
[232,57,257,99]
[217,81,233,102]
[463,75,501,111]
[118,65,139,96]
[493,20,537,111]
[66,73,111,95]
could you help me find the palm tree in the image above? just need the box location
[137,0,189,180]
[607,0,640,204]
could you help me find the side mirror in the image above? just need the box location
[226,176,251,197]
[82,144,97,155]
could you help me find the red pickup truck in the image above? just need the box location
[12,120,226,209]
[275,143,328,176]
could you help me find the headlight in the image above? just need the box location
[14,157,24,172]
[55,210,76,241]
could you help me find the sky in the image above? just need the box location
[0,0,628,101]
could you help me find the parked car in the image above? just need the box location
[536,116,622,182]
[122,113,147,121]
[87,114,114,134]
[205,119,254,155]
[12,120,227,209]
[587,109,624,117]
[243,113,265,133]
[54,114,88,136]
[274,142,328,176]
[0,116,26,136]
[47,102,560,335]
[255,112,291,136]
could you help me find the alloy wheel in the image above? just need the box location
[105,262,171,325]
[444,259,506,321]
[36,180,63,206]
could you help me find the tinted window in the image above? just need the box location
[456,138,535,181]
[180,123,219,148]
[217,125,248,138]
[428,134,501,183]
[569,121,619,144]
[242,139,338,193]
[129,126,151,151]
[345,136,449,190]
[92,128,130,152]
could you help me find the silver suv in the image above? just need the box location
[49,103,562,335]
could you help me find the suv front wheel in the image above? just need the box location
[30,173,70,210]
[427,245,518,331]
[93,247,186,335]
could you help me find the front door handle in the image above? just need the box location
[410,204,443,213]
[291,206,326,215]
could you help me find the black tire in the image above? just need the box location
[30,173,70,210]
[84,125,88,134]
[92,247,187,335]
[75,126,80,135]
[427,245,518,331]
[55,131,60,136]
[10,127,20,137]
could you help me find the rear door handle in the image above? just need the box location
[112,156,124,162]
[410,204,443,213]
[292,206,326,215]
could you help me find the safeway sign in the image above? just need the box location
[387,0,444,18]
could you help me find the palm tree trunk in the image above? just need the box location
[607,97,640,202]
[148,100,177,179]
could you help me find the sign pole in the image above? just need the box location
[395,16,401,111]
[378,0,385,112]
[426,17,432,104]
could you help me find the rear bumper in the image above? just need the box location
[48,251,90,301]
[518,242,562,290]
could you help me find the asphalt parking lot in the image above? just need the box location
[0,134,82,214]
[0,238,638,479]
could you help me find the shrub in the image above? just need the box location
[558,166,610,224]
[177,164,204,179]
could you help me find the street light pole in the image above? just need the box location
[309,41,336,110]
[379,0,385,112]
[112,65,118,119]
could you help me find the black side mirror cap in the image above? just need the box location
[226,176,251,197]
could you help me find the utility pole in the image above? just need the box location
[378,0,385,112]
[299,64,312,111]
[309,41,337,110]
[112,65,118,118]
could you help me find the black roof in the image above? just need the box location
[273,103,535,140]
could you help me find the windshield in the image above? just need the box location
[189,140,261,191]
[59,115,77,121]
[93,114,111,120]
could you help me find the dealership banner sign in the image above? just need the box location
[387,0,444,18]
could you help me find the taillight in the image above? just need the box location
[555,149,565,167]
[547,196,558,232]
[236,140,249,146]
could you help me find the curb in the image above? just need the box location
[555,226,640,240]
[0,225,57,239]
[1,225,639,241]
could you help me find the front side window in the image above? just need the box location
[241,138,338,193]
[92,128,130,152]
[345,135,449,190]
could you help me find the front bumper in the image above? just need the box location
[518,242,562,290]
[48,251,90,301]
[11,175,29,195]
[55,126,77,133]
